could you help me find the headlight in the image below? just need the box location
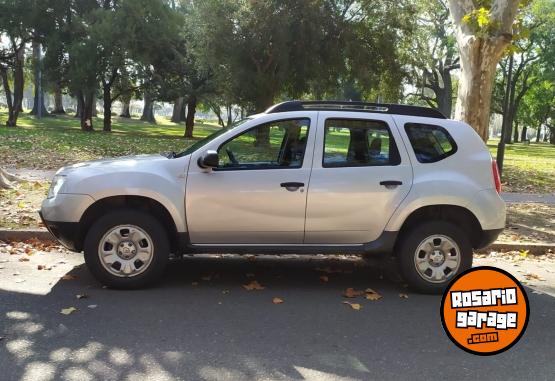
[47,175,66,198]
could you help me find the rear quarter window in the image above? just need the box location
[404,123,457,163]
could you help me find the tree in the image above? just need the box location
[448,0,524,141]
[407,0,458,117]
[0,0,37,126]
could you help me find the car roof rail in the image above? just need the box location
[265,100,446,119]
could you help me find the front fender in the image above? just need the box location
[69,171,187,232]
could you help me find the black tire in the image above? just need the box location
[397,221,472,294]
[84,209,169,289]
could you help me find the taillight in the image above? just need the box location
[492,159,501,193]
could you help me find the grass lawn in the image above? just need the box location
[0,111,554,193]
[488,141,555,194]
[0,112,221,169]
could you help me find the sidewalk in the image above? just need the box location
[502,192,555,204]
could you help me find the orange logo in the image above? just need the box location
[440,266,529,355]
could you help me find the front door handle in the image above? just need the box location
[380,180,403,186]
[280,182,305,189]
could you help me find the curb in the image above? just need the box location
[477,242,554,256]
[0,229,55,242]
[0,229,553,255]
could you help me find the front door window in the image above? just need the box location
[218,118,310,170]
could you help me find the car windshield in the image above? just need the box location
[175,117,252,158]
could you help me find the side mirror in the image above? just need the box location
[198,150,219,169]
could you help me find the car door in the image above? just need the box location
[304,111,413,244]
[185,115,316,244]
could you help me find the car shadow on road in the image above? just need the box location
[1,255,554,381]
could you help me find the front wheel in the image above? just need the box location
[397,221,472,294]
[84,210,169,289]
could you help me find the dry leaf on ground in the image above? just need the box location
[62,274,77,280]
[243,280,265,291]
[272,297,284,304]
[399,293,409,299]
[343,287,364,298]
[365,288,383,301]
[60,307,77,315]
[18,257,29,262]
[343,301,362,310]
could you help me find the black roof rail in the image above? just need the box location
[265,100,446,119]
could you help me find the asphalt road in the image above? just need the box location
[1,251,554,381]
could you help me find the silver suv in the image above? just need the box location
[40,101,506,292]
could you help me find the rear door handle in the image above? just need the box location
[380,180,403,186]
[280,182,304,188]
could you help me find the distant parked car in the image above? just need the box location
[40,101,505,293]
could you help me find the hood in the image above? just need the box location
[56,154,170,175]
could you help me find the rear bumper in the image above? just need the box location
[39,211,82,252]
[475,228,504,250]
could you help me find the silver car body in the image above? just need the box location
[41,109,506,250]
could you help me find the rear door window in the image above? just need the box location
[323,119,401,167]
[404,123,457,163]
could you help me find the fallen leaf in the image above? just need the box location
[343,288,364,298]
[17,201,26,208]
[37,265,44,270]
[62,274,77,280]
[75,294,88,299]
[319,275,329,282]
[60,307,77,315]
[18,257,29,262]
[399,293,409,299]
[342,301,362,310]
[272,297,284,304]
[365,288,383,301]
[243,280,265,291]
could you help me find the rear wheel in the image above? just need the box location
[398,221,472,294]
[84,210,169,289]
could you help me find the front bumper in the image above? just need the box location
[39,211,82,252]
[40,193,93,252]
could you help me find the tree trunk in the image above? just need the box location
[253,97,274,146]
[6,47,25,126]
[536,125,541,142]
[227,104,233,126]
[549,127,555,144]
[75,91,84,118]
[170,97,184,123]
[30,41,48,117]
[520,125,527,142]
[80,91,95,131]
[184,95,197,138]
[140,92,156,123]
[52,84,65,114]
[179,100,186,122]
[448,0,520,142]
[512,121,519,143]
[103,84,112,132]
[1,68,15,127]
[119,96,131,118]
